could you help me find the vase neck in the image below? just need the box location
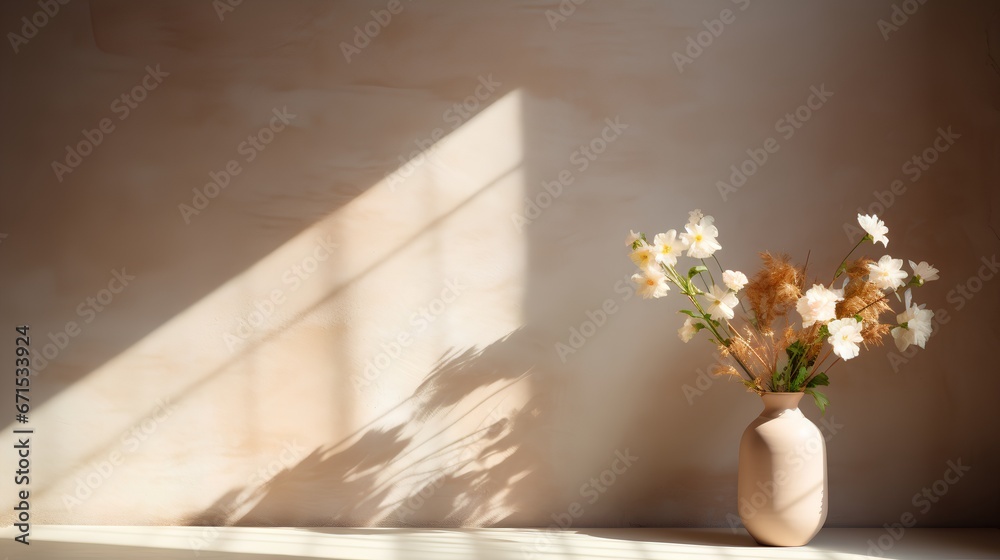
[760,392,805,417]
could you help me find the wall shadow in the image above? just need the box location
[0,0,524,416]
[185,328,557,527]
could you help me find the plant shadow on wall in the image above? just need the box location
[185,328,555,527]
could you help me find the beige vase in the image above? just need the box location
[737,392,828,546]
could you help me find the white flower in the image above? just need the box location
[629,243,658,272]
[680,216,722,259]
[795,284,844,327]
[625,230,641,247]
[678,317,698,343]
[652,230,686,267]
[891,291,934,352]
[868,255,908,291]
[722,270,748,292]
[827,318,864,360]
[909,260,939,285]
[858,214,889,247]
[632,269,670,299]
[705,284,738,321]
[688,209,704,226]
[891,329,915,353]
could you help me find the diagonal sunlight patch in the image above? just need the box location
[2,90,530,524]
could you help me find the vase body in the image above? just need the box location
[738,392,827,546]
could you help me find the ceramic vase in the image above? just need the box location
[738,392,828,546]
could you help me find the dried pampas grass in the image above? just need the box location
[744,253,804,330]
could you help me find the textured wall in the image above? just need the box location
[0,0,998,529]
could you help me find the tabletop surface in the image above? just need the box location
[1,526,999,559]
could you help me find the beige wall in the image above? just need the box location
[1,0,998,529]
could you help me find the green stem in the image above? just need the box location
[692,271,739,341]
[713,253,752,321]
[804,356,839,388]
[696,271,712,293]
[832,236,869,284]
[661,263,687,289]
[701,259,717,286]
[711,254,725,276]
[666,262,755,384]
[686,293,755,383]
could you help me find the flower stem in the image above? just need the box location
[685,292,755,383]
[805,356,840,387]
[737,329,773,373]
[668,261,756,384]
[832,236,869,283]
[713,253,753,321]
[701,259,717,286]
[854,293,890,315]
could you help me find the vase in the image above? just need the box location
[737,392,828,546]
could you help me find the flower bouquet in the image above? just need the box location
[626,210,939,546]
[626,210,939,412]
